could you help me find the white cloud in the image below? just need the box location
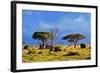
[73,15,84,22]
[34,14,90,34]
[37,22,52,30]
[56,15,90,32]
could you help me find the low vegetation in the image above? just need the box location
[22,45,91,63]
[23,29,91,63]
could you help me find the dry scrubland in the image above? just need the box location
[22,45,91,63]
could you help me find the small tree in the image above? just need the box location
[62,33,85,48]
[32,32,51,49]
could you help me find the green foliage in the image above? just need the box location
[62,33,85,40]
[32,32,51,41]
[24,45,29,49]
[62,33,85,47]
[80,43,86,48]
[32,32,51,49]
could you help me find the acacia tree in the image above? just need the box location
[67,39,74,46]
[62,33,85,48]
[32,32,51,49]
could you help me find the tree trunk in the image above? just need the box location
[74,41,77,48]
[49,40,55,52]
[74,42,77,48]
[74,43,76,48]
[39,41,45,49]
[39,44,42,49]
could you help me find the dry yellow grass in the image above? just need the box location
[22,45,91,63]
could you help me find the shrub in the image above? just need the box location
[24,45,29,49]
[86,57,91,59]
[80,43,86,48]
[67,51,79,56]
[38,51,42,54]
[54,46,62,52]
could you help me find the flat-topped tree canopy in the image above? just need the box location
[62,33,85,47]
[32,32,51,41]
[32,32,51,49]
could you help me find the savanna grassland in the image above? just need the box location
[22,10,91,63]
[22,45,91,63]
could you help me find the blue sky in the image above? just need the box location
[22,10,91,45]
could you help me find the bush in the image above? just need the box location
[38,51,42,54]
[86,57,91,59]
[67,51,79,56]
[80,43,86,48]
[24,45,29,49]
[54,46,62,52]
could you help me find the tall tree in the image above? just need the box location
[62,33,85,48]
[32,32,51,49]
[49,27,60,52]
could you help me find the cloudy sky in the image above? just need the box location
[22,10,91,45]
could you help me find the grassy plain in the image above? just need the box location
[22,45,91,63]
